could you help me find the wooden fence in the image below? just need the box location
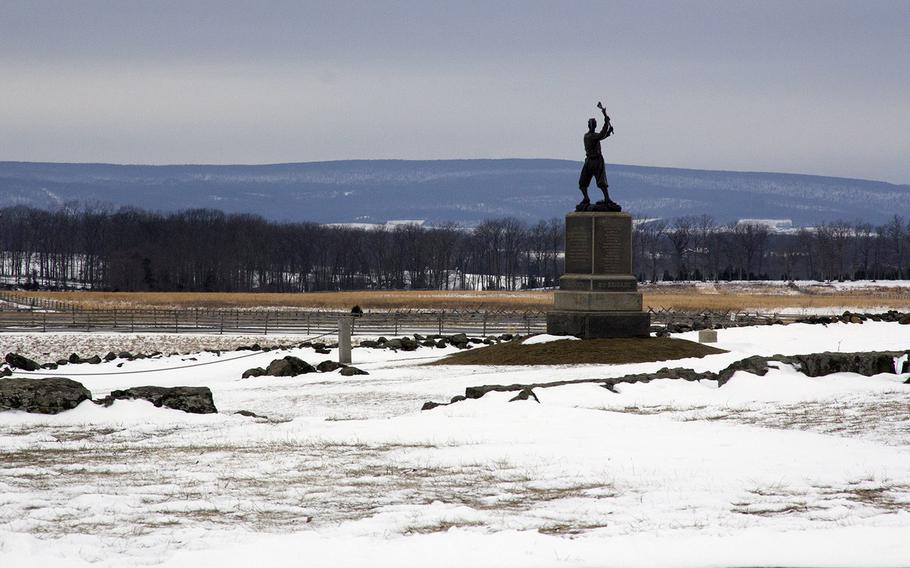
[0,291,799,336]
[0,292,546,336]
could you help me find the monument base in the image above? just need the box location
[546,310,651,339]
[546,210,650,339]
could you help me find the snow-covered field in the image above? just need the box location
[1,323,910,566]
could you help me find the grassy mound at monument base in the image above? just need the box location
[431,337,726,366]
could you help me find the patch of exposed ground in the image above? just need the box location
[431,337,726,366]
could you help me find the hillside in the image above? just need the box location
[0,159,907,225]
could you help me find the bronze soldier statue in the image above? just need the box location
[578,102,621,212]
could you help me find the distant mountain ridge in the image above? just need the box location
[0,159,907,226]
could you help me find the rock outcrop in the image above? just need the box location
[96,386,217,414]
[0,378,92,414]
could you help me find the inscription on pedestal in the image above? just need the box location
[565,215,593,273]
[593,215,631,274]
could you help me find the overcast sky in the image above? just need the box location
[2,0,909,183]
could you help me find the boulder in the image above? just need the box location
[0,378,92,414]
[448,333,469,345]
[790,352,900,377]
[97,386,217,414]
[339,366,368,376]
[385,339,403,350]
[435,339,447,348]
[56,359,69,366]
[359,340,379,348]
[0,367,11,378]
[104,352,117,362]
[241,367,267,379]
[41,362,58,370]
[117,351,133,360]
[85,355,102,365]
[316,360,346,373]
[899,314,910,325]
[4,353,41,371]
[68,353,82,364]
[399,338,419,351]
[421,401,446,411]
[265,356,316,377]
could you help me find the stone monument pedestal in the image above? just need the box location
[546,211,650,338]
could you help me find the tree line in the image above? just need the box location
[634,214,910,282]
[0,206,908,292]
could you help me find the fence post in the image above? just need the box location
[264,312,269,335]
[113,309,117,331]
[438,311,444,335]
[482,313,487,336]
[42,311,46,333]
[220,313,224,335]
[306,312,311,335]
[131,313,135,333]
[338,317,352,365]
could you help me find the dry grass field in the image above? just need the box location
[4,282,910,312]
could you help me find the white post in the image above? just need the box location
[338,317,352,365]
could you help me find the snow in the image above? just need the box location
[522,333,581,345]
[0,322,909,566]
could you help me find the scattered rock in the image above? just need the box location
[104,352,117,362]
[68,353,82,364]
[0,367,11,378]
[117,351,133,360]
[56,359,69,366]
[234,409,269,420]
[0,378,92,414]
[97,386,217,414]
[85,355,102,365]
[4,353,41,371]
[41,362,58,370]
[316,360,346,373]
[339,366,368,376]
[509,388,540,403]
[265,356,316,377]
[421,401,446,411]
[241,367,267,379]
[900,314,910,325]
[448,333,469,346]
